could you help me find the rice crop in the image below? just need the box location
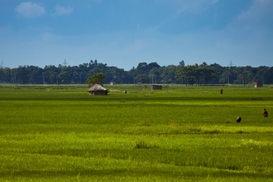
[0,84,273,181]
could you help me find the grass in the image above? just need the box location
[0,84,273,181]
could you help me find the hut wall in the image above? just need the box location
[91,91,108,95]
[253,82,263,88]
[151,85,162,90]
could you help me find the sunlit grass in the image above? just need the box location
[0,84,273,181]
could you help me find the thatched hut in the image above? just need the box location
[253,82,263,88]
[88,84,108,95]
[151,84,162,90]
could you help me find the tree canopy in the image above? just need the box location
[0,60,272,85]
[86,73,105,86]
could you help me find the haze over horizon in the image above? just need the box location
[1,0,273,70]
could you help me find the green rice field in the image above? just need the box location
[0,84,273,181]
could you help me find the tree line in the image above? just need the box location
[0,60,272,85]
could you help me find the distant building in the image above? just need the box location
[253,82,263,88]
[88,84,108,95]
[151,84,162,90]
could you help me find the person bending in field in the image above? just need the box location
[263,109,268,117]
[236,116,241,123]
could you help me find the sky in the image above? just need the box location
[0,0,273,70]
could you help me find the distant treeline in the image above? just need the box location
[0,60,272,84]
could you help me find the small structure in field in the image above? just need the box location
[253,82,263,88]
[88,84,108,95]
[151,84,162,90]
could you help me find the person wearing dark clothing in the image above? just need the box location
[263,109,268,117]
[236,116,241,123]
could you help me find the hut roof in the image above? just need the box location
[88,84,107,92]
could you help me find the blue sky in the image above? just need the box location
[0,0,273,70]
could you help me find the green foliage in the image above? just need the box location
[86,72,105,86]
[1,60,273,85]
[134,74,150,84]
[0,84,273,181]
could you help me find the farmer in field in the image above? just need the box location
[263,109,268,117]
[236,116,241,123]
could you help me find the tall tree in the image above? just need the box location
[86,73,105,86]
[134,74,150,84]
[179,60,185,67]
